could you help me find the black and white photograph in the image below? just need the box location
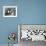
[3,6,17,17]
[18,25,46,46]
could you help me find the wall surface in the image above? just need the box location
[0,0,46,45]
[0,0,18,44]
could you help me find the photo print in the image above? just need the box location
[3,6,17,17]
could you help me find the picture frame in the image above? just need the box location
[3,6,17,17]
[18,24,46,42]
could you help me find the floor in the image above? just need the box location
[19,39,46,46]
[0,44,18,46]
[0,40,46,46]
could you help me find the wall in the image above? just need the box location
[0,0,46,44]
[0,0,18,44]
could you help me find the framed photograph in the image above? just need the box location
[3,6,17,17]
[18,24,46,42]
